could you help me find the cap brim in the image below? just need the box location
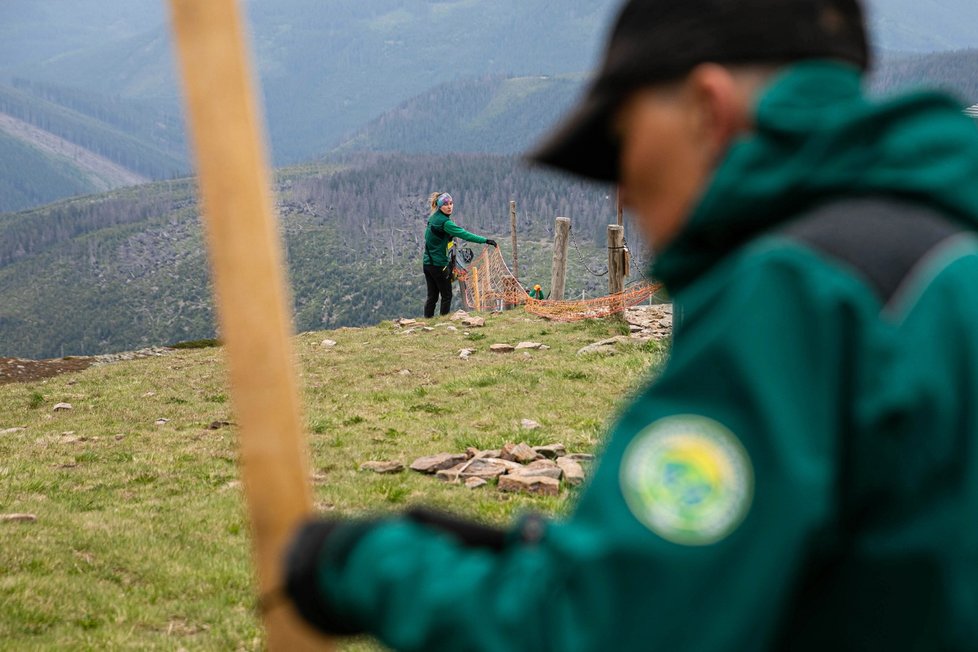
[527,89,620,183]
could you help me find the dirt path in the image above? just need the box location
[0,112,149,191]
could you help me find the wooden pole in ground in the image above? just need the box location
[616,187,623,227]
[550,217,571,301]
[509,200,519,282]
[608,224,625,315]
[167,1,328,649]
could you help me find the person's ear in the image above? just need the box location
[684,63,750,163]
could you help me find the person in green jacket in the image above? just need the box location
[283,0,978,649]
[423,191,497,317]
[528,284,545,300]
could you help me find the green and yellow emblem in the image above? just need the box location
[620,415,753,545]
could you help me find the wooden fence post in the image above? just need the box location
[608,224,625,314]
[551,217,571,301]
[509,200,519,282]
[167,1,328,649]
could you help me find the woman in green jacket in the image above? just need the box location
[422,191,496,317]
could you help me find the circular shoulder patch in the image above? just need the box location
[620,415,753,546]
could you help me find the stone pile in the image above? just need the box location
[403,442,593,496]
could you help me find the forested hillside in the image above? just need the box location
[0,154,639,359]
[332,74,586,155]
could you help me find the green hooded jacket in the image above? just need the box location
[308,62,978,651]
[423,210,488,268]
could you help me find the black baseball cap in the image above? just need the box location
[530,0,869,182]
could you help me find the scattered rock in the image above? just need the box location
[624,304,673,340]
[398,369,412,376]
[576,336,633,356]
[207,420,231,430]
[359,461,405,474]
[533,443,566,459]
[461,317,486,327]
[500,442,542,464]
[321,339,337,347]
[508,459,563,481]
[154,418,170,426]
[450,310,470,321]
[465,477,487,490]
[498,474,560,496]
[142,391,156,398]
[557,457,586,486]
[422,327,435,332]
[514,342,545,350]
[52,403,73,412]
[489,343,515,353]
[395,318,419,328]
[447,326,458,332]
[0,427,26,435]
[436,457,513,482]
[458,348,475,360]
[0,513,37,523]
[520,419,541,431]
[410,453,468,474]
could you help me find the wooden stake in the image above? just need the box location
[509,200,519,281]
[616,187,623,227]
[167,1,329,649]
[550,217,571,301]
[608,224,625,315]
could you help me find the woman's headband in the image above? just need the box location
[437,193,453,207]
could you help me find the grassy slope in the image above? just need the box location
[0,310,667,651]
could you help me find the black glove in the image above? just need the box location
[283,518,377,636]
[484,238,497,247]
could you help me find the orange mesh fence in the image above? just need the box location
[456,245,663,322]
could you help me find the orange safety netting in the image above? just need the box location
[455,245,663,322]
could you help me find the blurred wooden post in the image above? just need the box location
[509,200,519,281]
[550,217,570,301]
[616,187,623,227]
[167,1,329,649]
[472,267,481,311]
[608,224,625,315]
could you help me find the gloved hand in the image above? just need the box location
[283,518,376,636]
[484,238,497,247]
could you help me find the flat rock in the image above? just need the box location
[0,427,26,435]
[410,453,468,474]
[498,474,560,496]
[508,459,563,481]
[321,339,337,347]
[52,403,73,412]
[462,317,486,327]
[490,343,515,353]
[459,348,475,360]
[1,513,37,523]
[398,369,412,376]
[359,461,404,474]
[450,310,470,321]
[500,442,542,464]
[557,457,586,485]
[395,318,419,328]
[520,419,541,430]
[514,341,545,350]
[576,336,633,356]
[436,457,514,482]
[465,477,488,489]
[533,444,566,459]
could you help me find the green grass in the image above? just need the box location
[0,309,668,650]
